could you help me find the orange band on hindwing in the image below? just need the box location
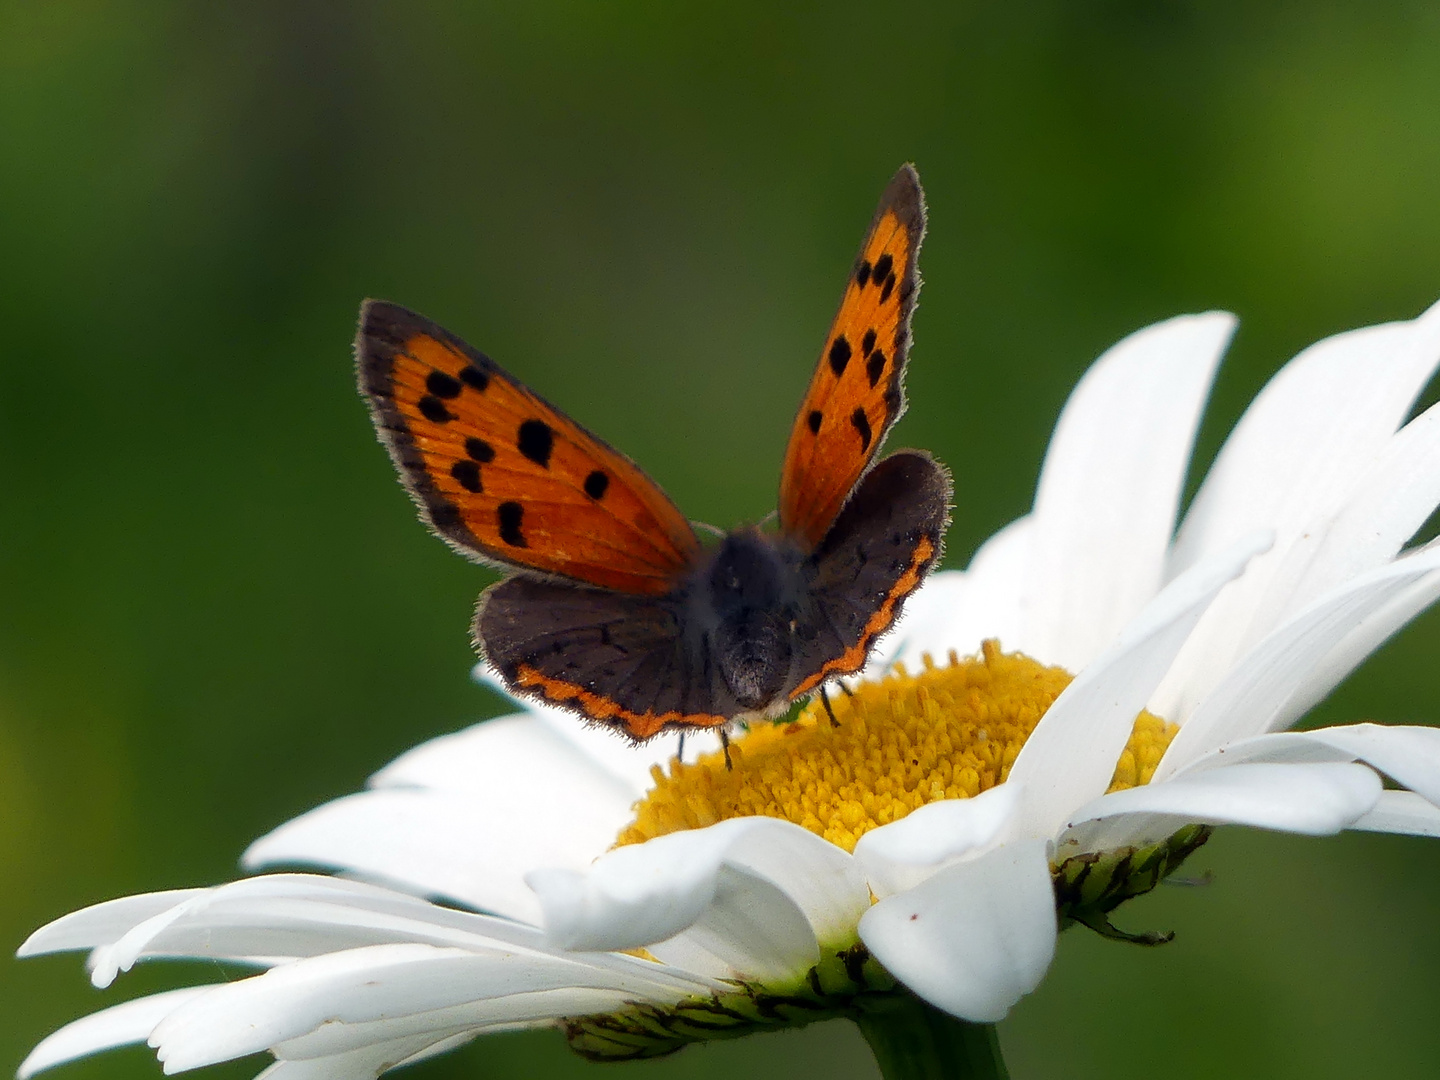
[513,664,729,740]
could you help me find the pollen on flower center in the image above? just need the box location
[617,640,1177,852]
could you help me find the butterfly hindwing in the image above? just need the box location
[779,165,927,550]
[477,577,729,740]
[791,450,951,696]
[357,301,701,595]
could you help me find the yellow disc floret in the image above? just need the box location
[618,640,1177,852]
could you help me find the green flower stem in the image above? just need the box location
[854,995,1008,1080]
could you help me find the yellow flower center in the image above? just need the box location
[618,641,1177,852]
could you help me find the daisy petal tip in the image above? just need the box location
[858,840,1056,1023]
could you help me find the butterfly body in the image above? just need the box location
[358,166,951,742]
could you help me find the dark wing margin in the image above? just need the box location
[357,300,497,557]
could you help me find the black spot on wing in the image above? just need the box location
[861,328,877,356]
[584,470,609,500]
[851,408,872,452]
[807,409,822,434]
[426,371,463,399]
[829,336,852,377]
[518,420,554,467]
[880,273,896,305]
[466,437,495,463]
[460,365,489,391]
[450,460,482,493]
[418,395,452,423]
[867,348,886,388]
[498,502,526,546]
[856,260,872,287]
[872,253,893,285]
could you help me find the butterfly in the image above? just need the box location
[356,164,951,744]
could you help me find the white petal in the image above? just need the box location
[1156,544,1440,778]
[245,734,636,923]
[18,890,208,959]
[18,989,211,1078]
[1065,762,1381,838]
[147,942,676,1073]
[1007,531,1271,839]
[256,1034,457,1080]
[1157,300,1440,720]
[858,840,1055,1022]
[1244,399,1440,640]
[35,875,719,1011]
[268,989,624,1061]
[389,1032,480,1069]
[90,883,538,984]
[642,866,818,983]
[1349,790,1440,837]
[527,818,866,973]
[1023,313,1233,672]
[368,713,624,798]
[471,664,720,784]
[853,783,1023,897]
[1173,724,1440,807]
[1275,560,1440,729]
[953,516,1035,656]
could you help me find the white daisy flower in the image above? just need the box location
[19,300,1440,1079]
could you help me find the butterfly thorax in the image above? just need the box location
[689,528,810,712]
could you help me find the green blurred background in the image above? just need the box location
[5,2,1440,1077]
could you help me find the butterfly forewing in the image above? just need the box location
[779,165,927,550]
[357,301,700,595]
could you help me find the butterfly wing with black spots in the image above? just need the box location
[779,166,927,551]
[357,300,700,596]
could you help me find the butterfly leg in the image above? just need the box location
[819,684,840,728]
[836,680,855,698]
[720,729,732,771]
[676,731,687,764]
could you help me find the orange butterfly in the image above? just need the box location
[356,165,951,742]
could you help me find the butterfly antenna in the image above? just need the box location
[756,509,778,528]
[720,729,733,771]
[691,520,726,539]
[819,685,840,728]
